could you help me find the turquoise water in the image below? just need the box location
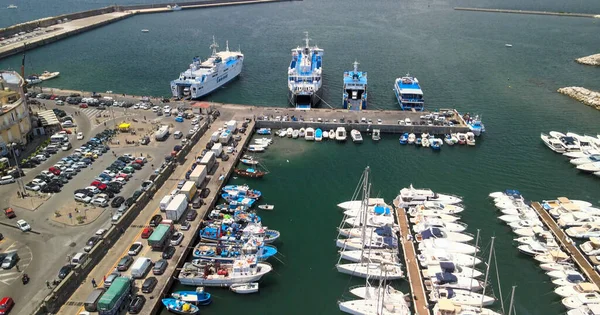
[2,0,600,314]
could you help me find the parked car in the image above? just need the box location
[128,242,143,256]
[0,297,15,314]
[0,176,15,185]
[16,219,31,232]
[186,210,198,221]
[152,259,168,275]
[180,221,191,231]
[91,197,108,207]
[74,193,92,203]
[191,196,203,209]
[84,236,101,252]
[149,215,162,227]
[128,295,146,314]
[141,227,154,239]
[111,196,125,208]
[58,265,72,279]
[141,277,157,293]
[162,246,176,259]
[103,272,121,288]
[117,256,134,271]
[170,232,184,246]
[200,188,211,198]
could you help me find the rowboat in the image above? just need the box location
[230,282,259,294]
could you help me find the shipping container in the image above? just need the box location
[189,165,207,187]
[199,151,215,170]
[180,181,197,201]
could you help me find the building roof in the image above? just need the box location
[37,110,60,126]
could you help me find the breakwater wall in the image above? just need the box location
[558,87,600,110]
[120,0,294,11]
[576,53,600,66]
[454,7,600,18]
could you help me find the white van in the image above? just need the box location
[160,195,174,211]
[173,131,183,139]
[164,108,172,116]
[71,252,88,266]
[131,257,152,279]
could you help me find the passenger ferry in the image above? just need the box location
[342,61,367,110]
[170,37,244,99]
[394,74,424,111]
[288,32,323,109]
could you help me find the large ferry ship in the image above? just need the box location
[394,74,424,111]
[288,32,323,109]
[170,37,244,99]
[342,61,367,110]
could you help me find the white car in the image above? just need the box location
[102,170,116,178]
[170,232,184,246]
[91,197,108,207]
[17,219,31,232]
[61,144,71,151]
[35,154,47,161]
[25,183,40,191]
[163,105,171,111]
[85,186,100,194]
[41,170,55,178]
[128,242,143,256]
[31,179,47,187]
[152,106,160,112]
[191,118,199,125]
[74,193,92,203]
[75,162,87,168]
[61,121,74,128]
[76,132,84,140]
[111,212,123,224]
[95,228,106,236]
[132,104,139,109]
[0,175,15,185]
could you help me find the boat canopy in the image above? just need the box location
[421,228,446,240]
[439,261,457,273]
[435,272,458,284]
[373,205,391,215]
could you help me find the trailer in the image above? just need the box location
[199,151,215,170]
[97,277,132,315]
[165,194,188,221]
[155,125,170,141]
[147,224,173,250]
[159,195,174,211]
[180,181,197,201]
[226,120,237,132]
[210,131,220,142]
[211,143,223,157]
[189,164,207,187]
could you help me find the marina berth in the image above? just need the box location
[394,74,425,111]
[170,37,243,99]
[343,61,368,110]
[288,32,323,109]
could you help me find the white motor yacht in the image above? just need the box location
[577,162,600,173]
[336,262,404,280]
[540,262,576,272]
[566,224,600,239]
[517,242,549,256]
[429,287,495,306]
[304,127,315,140]
[534,250,570,264]
[418,239,479,255]
[558,213,600,228]
[336,127,347,141]
[396,185,462,207]
[321,130,328,140]
[422,263,483,279]
[327,129,335,139]
[416,228,474,243]
[581,238,600,256]
[564,149,600,159]
[570,154,600,166]
[566,303,600,315]
[568,133,598,151]
[343,203,392,217]
[548,269,587,280]
[418,250,482,268]
[552,272,587,287]
[433,299,502,315]
[498,212,538,223]
[344,213,395,228]
[351,129,363,143]
[410,213,461,223]
[541,133,568,153]
[555,282,600,298]
[420,202,465,214]
[412,219,468,233]
[508,219,542,230]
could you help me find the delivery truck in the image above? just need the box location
[155,125,170,141]
[147,223,174,250]
[180,181,197,201]
[97,277,132,315]
[165,194,188,221]
[159,195,174,211]
[199,151,215,170]
[189,164,207,187]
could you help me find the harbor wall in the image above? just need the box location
[120,0,294,11]
[254,120,469,135]
[453,7,599,18]
[0,6,118,39]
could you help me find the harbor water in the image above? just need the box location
[2,0,600,314]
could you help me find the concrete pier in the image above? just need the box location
[454,7,600,19]
[0,0,296,60]
[557,87,600,110]
[530,202,600,286]
[396,207,430,315]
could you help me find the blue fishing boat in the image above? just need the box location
[257,128,271,135]
[192,240,278,262]
[315,128,323,141]
[162,298,200,314]
[221,188,261,200]
[215,203,248,213]
[224,196,256,207]
[343,61,367,110]
[171,287,211,305]
[200,224,240,243]
[399,133,409,144]
[431,138,442,150]
[464,114,485,136]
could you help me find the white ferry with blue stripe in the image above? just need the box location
[288,32,323,109]
[170,37,243,99]
[342,61,367,110]
[394,74,424,111]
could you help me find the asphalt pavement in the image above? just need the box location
[0,98,187,315]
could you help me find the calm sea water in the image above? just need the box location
[2,0,600,314]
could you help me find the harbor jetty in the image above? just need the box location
[0,0,296,60]
[530,202,600,286]
[396,207,431,315]
[557,87,600,110]
[454,7,600,19]
[576,53,600,66]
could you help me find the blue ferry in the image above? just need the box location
[394,74,424,111]
[342,61,367,110]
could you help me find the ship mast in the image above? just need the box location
[304,31,310,48]
[353,60,359,73]
[225,40,230,52]
[210,36,219,56]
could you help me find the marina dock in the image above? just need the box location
[0,0,295,60]
[454,7,600,19]
[530,202,600,286]
[396,207,431,315]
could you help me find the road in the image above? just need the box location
[0,97,189,315]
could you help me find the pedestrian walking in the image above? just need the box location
[103,275,106,283]
[91,278,97,288]
[15,264,19,272]
[46,280,51,288]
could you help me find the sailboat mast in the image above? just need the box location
[507,285,517,315]
[480,237,495,308]
[470,229,480,280]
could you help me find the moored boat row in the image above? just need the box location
[541,131,600,178]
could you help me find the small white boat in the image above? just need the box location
[418,250,483,268]
[322,130,329,139]
[420,202,465,214]
[418,238,479,255]
[305,127,315,141]
[328,129,335,139]
[299,128,306,138]
[433,299,502,315]
[292,129,300,138]
[230,282,259,294]
[571,154,600,166]
[558,213,600,228]
[505,44,512,47]
[540,262,576,272]
[422,136,430,147]
[466,132,476,146]
[409,213,461,223]
[286,128,293,138]
[408,133,416,144]
[564,149,600,159]
[555,282,600,298]
[517,242,549,256]
[351,129,363,143]
[336,127,347,141]
[508,219,542,230]
[258,204,274,210]
[566,224,600,239]
[277,129,287,137]
[577,162,600,173]
[372,129,381,141]
[534,250,569,264]
[141,29,150,33]
[412,218,467,233]
[338,226,399,238]
[247,145,265,152]
[456,133,467,144]
[7,4,17,9]
[39,71,60,81]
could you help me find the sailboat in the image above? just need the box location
[336,167,404,280]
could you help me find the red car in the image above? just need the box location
[116,173,130,180]
[49,95,57,100]
[48,167,61,175]
[134,158,145,165]
[90,181,107,191]
[141,227,154,239]
[79,103,88,108]
[0,297,14,315]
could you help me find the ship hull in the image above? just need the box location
[288,88,322,109]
